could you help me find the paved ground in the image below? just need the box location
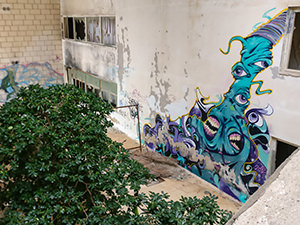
[227,148,300,225]
[107,129,242,213]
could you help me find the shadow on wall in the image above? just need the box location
[143,9,287,203]
[0,62,63,103]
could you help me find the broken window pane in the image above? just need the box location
[75,17,86,41]
[288,12,300,70]
[87,17,101,43]
[101,17,116,45]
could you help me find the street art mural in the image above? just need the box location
[144,10,287,202]
[0,62,63,103]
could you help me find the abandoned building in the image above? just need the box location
[0,0,300,222]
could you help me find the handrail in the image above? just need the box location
[114,104,142,152]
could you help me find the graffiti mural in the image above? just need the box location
[144,10,287,202]
[0,62,63,103]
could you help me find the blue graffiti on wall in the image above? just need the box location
[0,62,63,103]
[144,10,287,202]
[252,8,277,31]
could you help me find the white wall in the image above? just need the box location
[61,0,300,146]
[61,0,300,203]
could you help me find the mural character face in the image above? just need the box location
[143,10,287,202]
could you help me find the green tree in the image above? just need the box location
[0,84,231,224]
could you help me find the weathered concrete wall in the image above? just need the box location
[61,0,300,202]
[227,148,300,225]
[0,0,64,103]
[61,0,115,16]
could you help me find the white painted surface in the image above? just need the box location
[61,0,300,146]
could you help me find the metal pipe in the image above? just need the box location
[136,104,142,152]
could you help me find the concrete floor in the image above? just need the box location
[227,148,300,225]
[107,129,242,213]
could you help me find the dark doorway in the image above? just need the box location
[275,141,298,169]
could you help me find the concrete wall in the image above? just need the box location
[61,0,300,202]
[0,0,64,103]
[227,148,300,225]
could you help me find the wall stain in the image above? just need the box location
[117,27,132,90]
[270,66,285,80]
[148,51,172,118]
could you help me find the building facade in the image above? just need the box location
[0,0,63,104]
[61,0,300,202]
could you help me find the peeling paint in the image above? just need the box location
[270,66,285,80]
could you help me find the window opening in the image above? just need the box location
[63,16,116,46]
[67,67,117,106]
[75,18,85,41]
[101,91,109,102]
[67,17,74,39]
[275,140,298,169]
[102,17,116,45]
[288,12,300,70]
[111,94,117,107]
[95,89,100,98]
[87,17,101,43]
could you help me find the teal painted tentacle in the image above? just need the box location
[252,80,272,95]
[220,36,246,55]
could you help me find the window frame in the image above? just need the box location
[66,67,118,107]
[279,7,300,77]
[62,15,116,47]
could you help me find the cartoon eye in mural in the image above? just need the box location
[143,10,287,202]
[254,61,269,69]
[248,111,264,126]
[235,94,248,105]
[232,66,247,77]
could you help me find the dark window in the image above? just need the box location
[75,18,85,41]
[87,85,94,93]
[67,17,74,39]
[95,89,100,98]
[275,140,298,168]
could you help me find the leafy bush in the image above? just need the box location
[139,192,232,225]
[0,84,232,224]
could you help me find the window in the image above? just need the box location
[75,17,86,41]
[275,140,298,168]
[280,8,300,76]
[63,17,74,39]
[63,16,116,46]
[87,17,101,43]
[67,67,118,107]
[268,138,299,176]
[101,17,116,45]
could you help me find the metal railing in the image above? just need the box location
[114,104,142,152]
